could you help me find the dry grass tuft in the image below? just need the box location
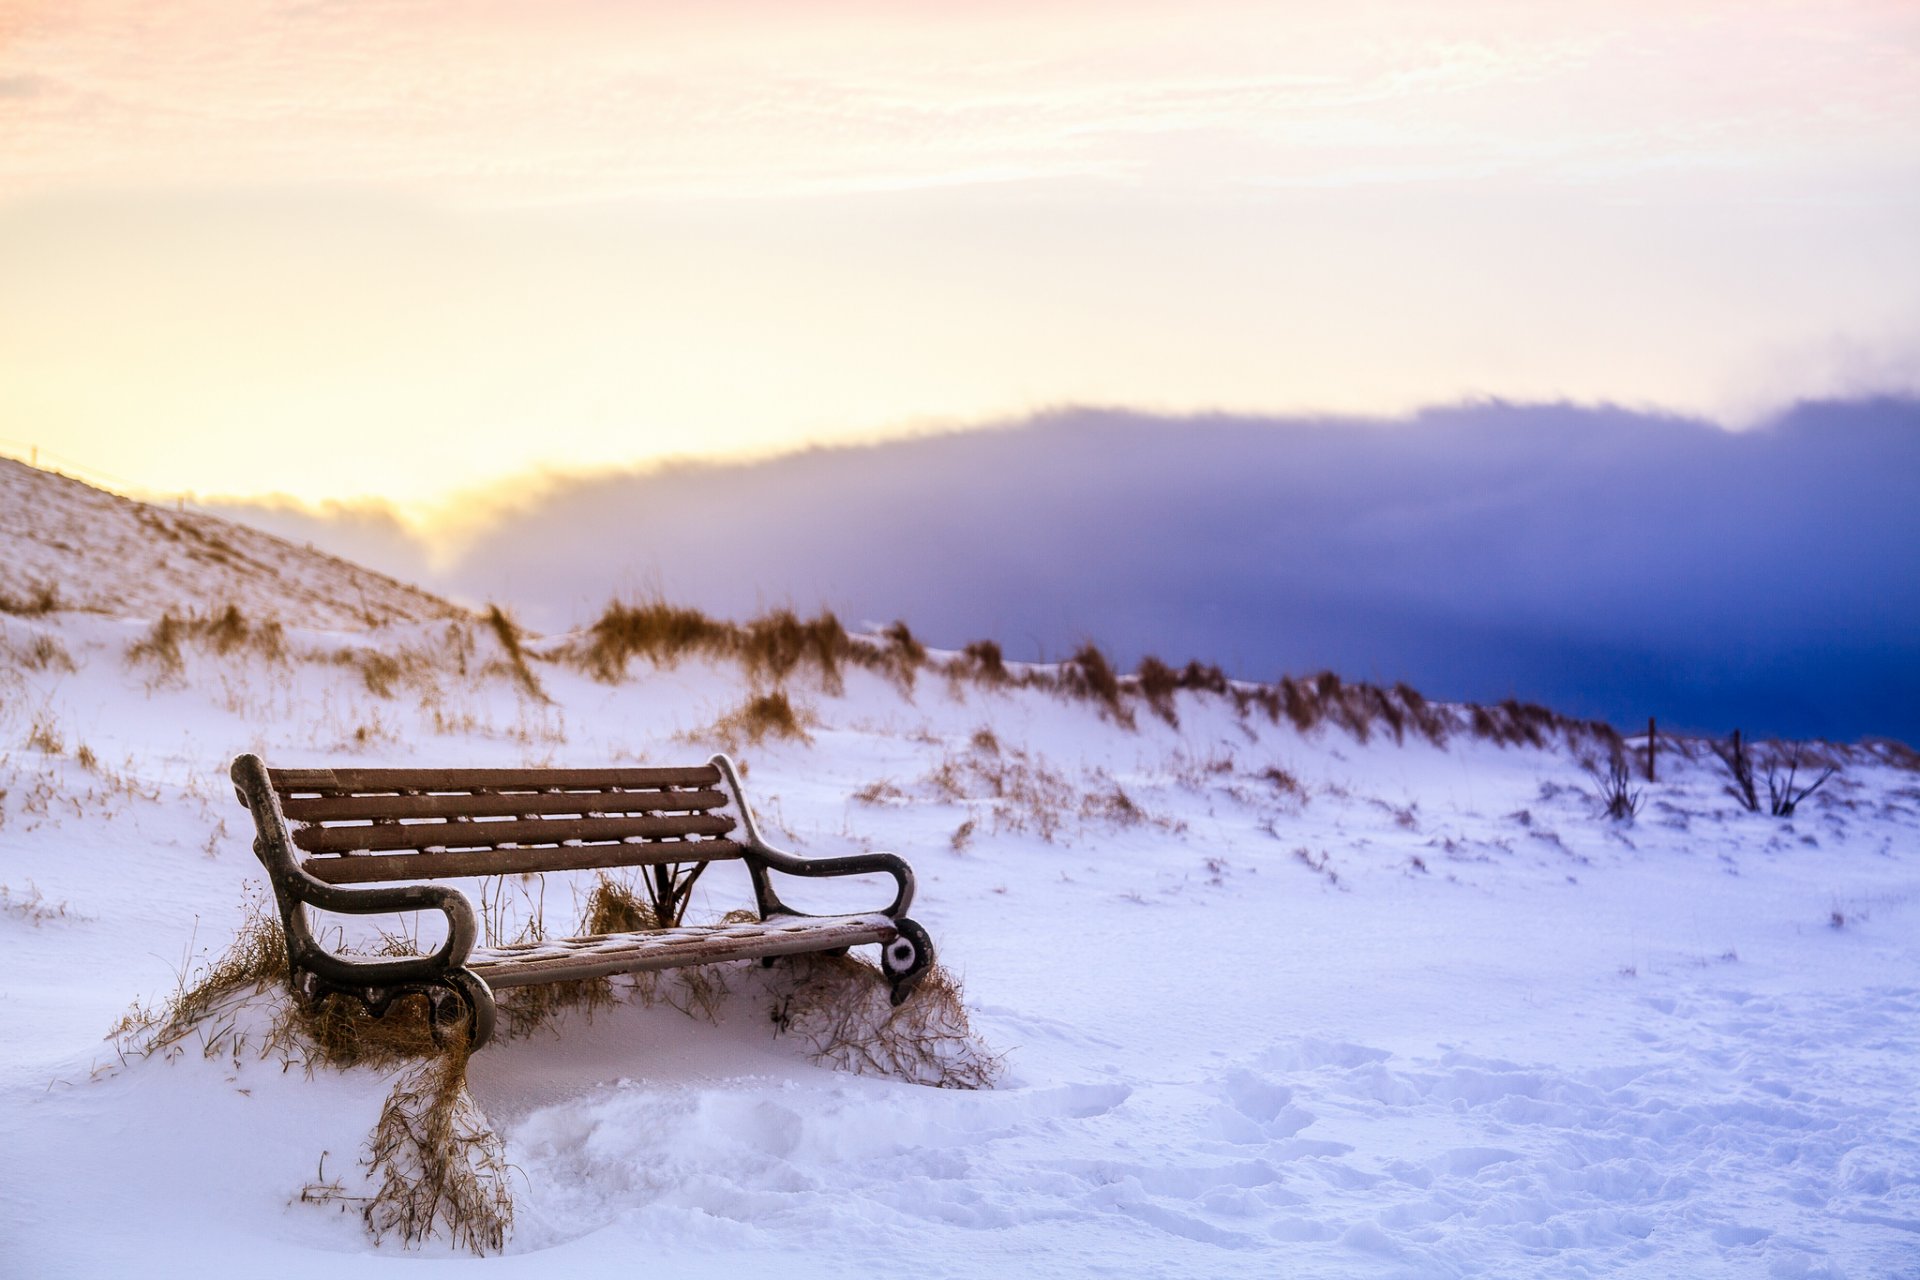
[579,599,733,681]
[960,638,1011,685]
[26,709,63,755]
[769,953,1001,1090]
[358,650,405,698]
[711,688,811,748]
[582,872,657,934]
[112,889,289,1058]
[1061,642,1134,727]
[483,604,548,702]
[1259,765,1308,806]
[362,1033,514,1255]
[126,605,286,683]
[576,599,875,695]
[742,609,852,694]
[1135,655,1181,727]
[17,633,76,673]
[0,881,70,925]
[0,579,61,616]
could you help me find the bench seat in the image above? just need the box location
[470,912,898,988]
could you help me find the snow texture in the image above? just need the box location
[2,463,1918,1279]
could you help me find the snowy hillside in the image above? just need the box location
[2,490,1918,1279]
[0,457,456,628]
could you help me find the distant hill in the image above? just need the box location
[0,456,456,628]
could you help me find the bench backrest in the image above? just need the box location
[268,765,741,885]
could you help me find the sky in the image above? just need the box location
[209,396,1920,741]
[3,0,1919,518]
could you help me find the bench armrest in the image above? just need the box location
[232,753,478,990]
[749,842,916,919]
[709,753,916,919]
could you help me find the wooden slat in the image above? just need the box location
[301,838,744,884]
[281,788,728,824]
[292,810,736,855]
[470,914,897,988]
[269,765,721,794]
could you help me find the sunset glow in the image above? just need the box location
[2,0,1916,512]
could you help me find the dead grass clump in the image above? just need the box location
[126,605,286,683]
[1260,765,1307,805]
[585,864,703,938]
[113,890,289,1058]
[875,619,927,691]
[294,990,442,1070]
[578,599,731,681]
[18,633,76,672]
[0,579,61,616]
[1395,681,1450,746]
[483,604,548,702]
[358,651,405,697]
[26,709,63,755]
[362,1034,514,1255]
[1135,655,1180,727]
[127,612,186,680]
[494,978,622,1041]
[1061,643,1134,727]
[1080,782,1150,828]
[0,881,70,925]
[743,608,851,693]
[712,689,811,748]
[960,638,1011,685]
[769,953,1001,1090]
[200,603,286,660]
[1279,676,1320,733]
[582,872,657,934]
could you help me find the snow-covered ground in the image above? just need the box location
[2,474,1917,1278]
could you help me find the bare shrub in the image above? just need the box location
[1713,730,1761,812]
[1766,745,1836,817]
[1584,751,1644,821]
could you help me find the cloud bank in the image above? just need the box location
[211,397,1920,742]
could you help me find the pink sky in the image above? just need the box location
[1,0,1916,513]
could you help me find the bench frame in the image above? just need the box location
[230,752,933,1049]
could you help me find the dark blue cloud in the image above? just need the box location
[216,397,1920,742]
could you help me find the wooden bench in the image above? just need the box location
[230,752,933,1049]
